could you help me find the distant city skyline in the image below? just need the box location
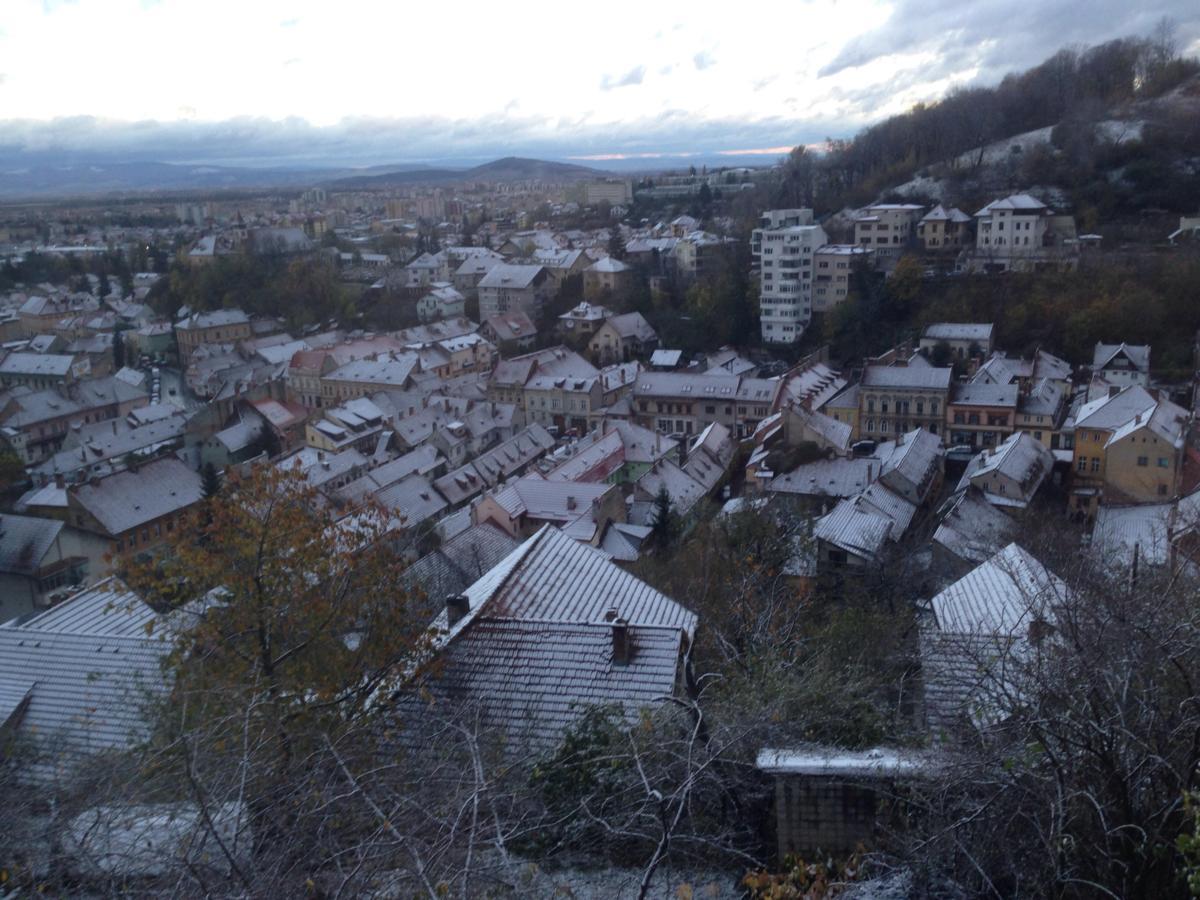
[1,0,1197,169]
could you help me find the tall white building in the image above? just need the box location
[752,209,827,345]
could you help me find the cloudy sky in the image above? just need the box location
[1,0,1198,169]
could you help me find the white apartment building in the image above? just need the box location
[752,209,827,345]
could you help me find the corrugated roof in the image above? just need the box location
[0,626,170,780]
[18,578,159,637]
[397,619,682,748]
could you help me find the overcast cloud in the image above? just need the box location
[0,0,1196,171]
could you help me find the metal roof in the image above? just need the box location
[17,578,160,637]
[0,626,170,781]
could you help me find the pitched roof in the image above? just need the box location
[398,618,683,748]
[814,497,895,558]
[601,311,657,342]
[0,626,170,780]
[18,578,159,637]
[933,488,1016,566]
[862,365,953,390]
[478,263,546,290]
[443,525,697,635]
[930,543,1066,637]
[1092,342,1150,372]
[0,513,64,575]
[71,457,204,535]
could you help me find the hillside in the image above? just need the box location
[325,156,606,189]
[773,32,1200,220]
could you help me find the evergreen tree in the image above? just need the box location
[112,330,126,370]
[649,485,676,552]
[201,461,222,498]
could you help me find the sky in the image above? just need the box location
[1,0,1198,170]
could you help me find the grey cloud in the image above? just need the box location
[819,0,1200,79]
[0,113,835,171]
[600,66,645,90]
[693,51,715,70]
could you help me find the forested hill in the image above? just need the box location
[775,28,1200,220]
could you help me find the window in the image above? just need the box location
[1137,456,1148,467]
[1077,457,1087,472]
[1090,457,1101,473]
[1158,457,1170,468]
[1159,484,1168,496]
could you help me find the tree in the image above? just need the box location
[0,448,27,495]
[111,329,126,371]
[607,231,626,260]
[649,485,676,552]
[97,271,111,299]
[200,461,221,498]
[122,464,433,896]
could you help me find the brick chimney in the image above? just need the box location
[611,616,630,665]
[446,594,469,626]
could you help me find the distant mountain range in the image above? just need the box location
[0,155,612,201]
[324,156,607,189]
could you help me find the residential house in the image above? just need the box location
[583,256,633,299]
[872,427,945,505]
[632,372,780,439]
[820,384,861,442]
[1091,488,1200,573]
[917,205,972,251]
[589,312,658,364]
[0,352,81,389]
[812,245,872,312]
[970,193,1078,273]
[1092,342,1150,387]
[858,365,952,441]
[956,432,1055,509]
[945,382,1018,450]
[395,525,696,751]
[416,284,467,323]
[1069,386,1186,514]
[814,484,917,570]
[174,309,252,363]
[477,264,554,323]
[472,478,625,546]
[1014,379,1070,449]
[306,397,387,453]
[932,487,1017,577]
[921,543,1068,738]
[0,513,110,621]
[543,420,678,486]
[321,352,420,402]
[919,323,994,361]
[853,204,924,261]
[481,311,538,351]
[558,302,612,339]
[434,424,556,508]
[66,457,205,566]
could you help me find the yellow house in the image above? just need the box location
[1069,386,1187,514]
[819,384,861,443]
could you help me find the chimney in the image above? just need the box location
[446,594,469,626]
[1108,385,1119,398]
[54,473,64,489]
[567,495,577,511]
[611,616,630,665]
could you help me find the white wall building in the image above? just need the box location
[752,209,827,345]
